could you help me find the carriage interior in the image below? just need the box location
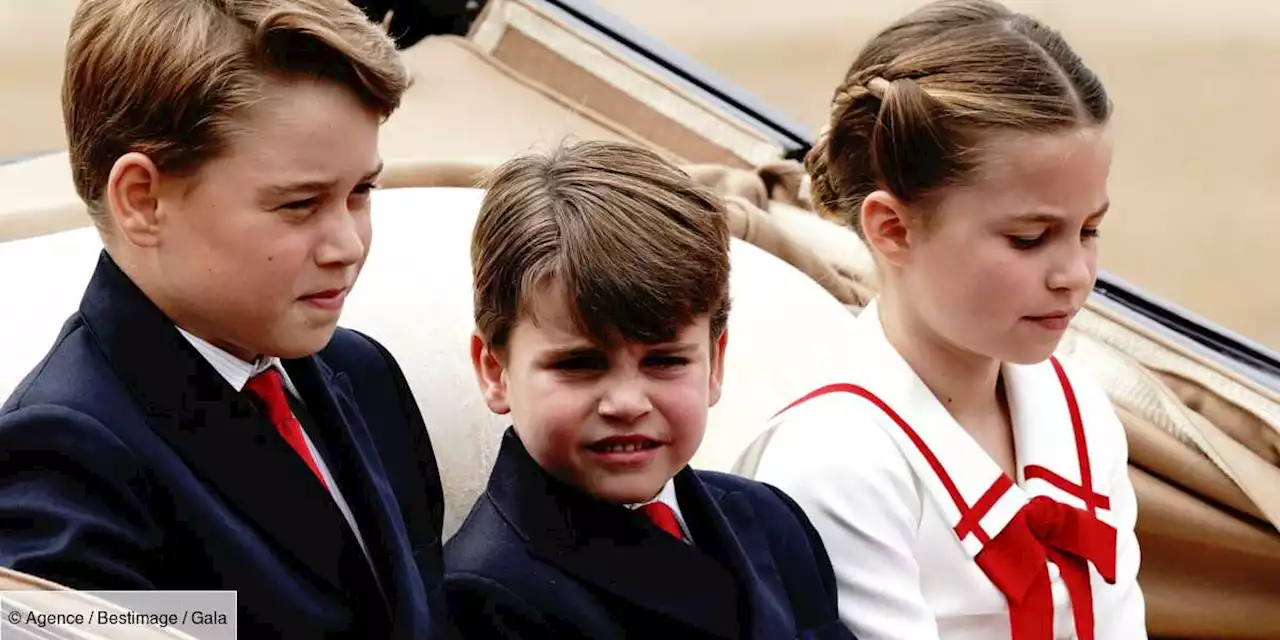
[1,1,1278,638]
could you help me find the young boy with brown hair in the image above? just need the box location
[0,1,450,637]
[445,140,854,639]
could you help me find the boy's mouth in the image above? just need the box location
[586,435,663,454]
[299,287,348,311]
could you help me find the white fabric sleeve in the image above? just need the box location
[753,396,942,640]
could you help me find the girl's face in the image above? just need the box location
[868,126,1113,365]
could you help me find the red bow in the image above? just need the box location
[975,496,1117,640]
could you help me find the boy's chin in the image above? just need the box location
[266,325,340,359]
[588,475,672,506]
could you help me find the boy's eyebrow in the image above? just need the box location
[649,342,700,354]
[262,162,385,197]
[539,345,601,361]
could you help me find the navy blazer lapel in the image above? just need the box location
[282,357,409,614]
[675,472,795,639]
[486,429,741,639]
[77,252,377,599]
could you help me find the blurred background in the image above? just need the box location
[3,0,1277,349]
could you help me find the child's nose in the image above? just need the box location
[1047,242,1095,294]
[597,380,653,423]
[316,209,367,267]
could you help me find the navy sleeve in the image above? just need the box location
[0,404,163,589]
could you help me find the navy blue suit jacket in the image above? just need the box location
[0,252,450,639]
[445,429,857,639]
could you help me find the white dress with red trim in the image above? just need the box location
[753,301,1147,640]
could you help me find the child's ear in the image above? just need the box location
[860,189,915,269]
[105,152,165,247]
[471,332,511,414]
[708,329,729,407]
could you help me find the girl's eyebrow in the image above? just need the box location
[1007,201,1110,223]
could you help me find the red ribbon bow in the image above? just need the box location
[975,496,1117,640]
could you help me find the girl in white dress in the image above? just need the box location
[753,1,1147,638]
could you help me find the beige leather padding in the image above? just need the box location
[0,152,89,241]
[468,0,784,170]
[382,36,650,165]
[0,566,68,591]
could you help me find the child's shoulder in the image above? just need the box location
[442,492,588,636]
[689,469,841,588]
[693,468,779,499]
[1039,355,1130,464]
[1045,354,1115,416]
[443,490,555,575]
[691,469,813,532]
[3,314,125,419]
[318,327,392,369]
[443,493,517,567]
[757,386,915,486]
[442,491,594,622]
[317,327,416,396]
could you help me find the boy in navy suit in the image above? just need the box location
[0,1,450,637]
[445,141,856,639]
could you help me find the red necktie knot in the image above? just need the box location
[245,369,329,491]
[639,502,685,541]
[246,370,291,423]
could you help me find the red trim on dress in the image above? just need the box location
[772,357,1117,639]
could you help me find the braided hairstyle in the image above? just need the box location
[805,0,1111,237]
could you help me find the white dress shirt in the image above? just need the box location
[175,327,377,572]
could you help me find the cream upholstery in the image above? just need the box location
[0,221,102,394]
[0,187,861,540]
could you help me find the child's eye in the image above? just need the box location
[553,355,607,371]
[1008,233,1045,250]
[645,355,689,369]
[279,197,319,212]
[351,182,378,197]
[1082,227,1100,240]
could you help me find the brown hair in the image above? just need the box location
[63,0,409,232]
[472,141,732,351]
[806,0,1111,236]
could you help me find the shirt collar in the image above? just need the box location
[175,327,288,393]
[627,479,693,542]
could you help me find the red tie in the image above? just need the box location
[640,502,685,541]
[246,369,329,491]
